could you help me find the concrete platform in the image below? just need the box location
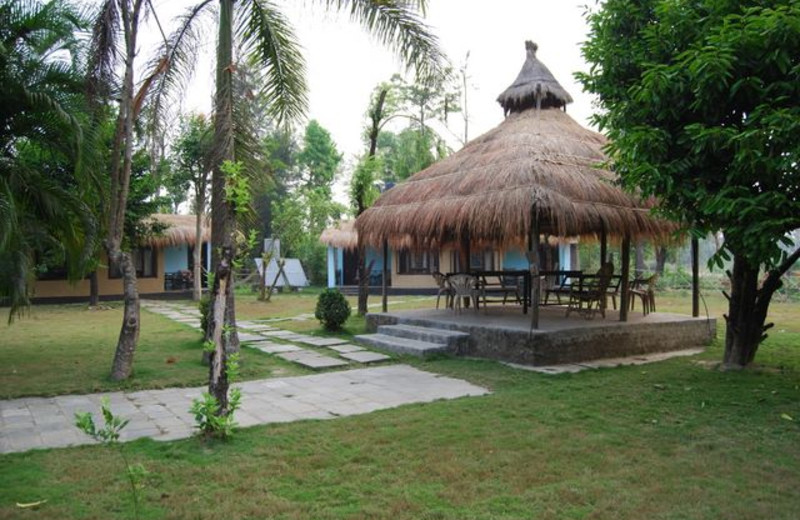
[366,306,716,366]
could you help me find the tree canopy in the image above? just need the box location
[579,0,800,366]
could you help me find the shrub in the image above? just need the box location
[315,288,351,331]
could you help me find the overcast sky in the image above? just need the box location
[144,0,596,195]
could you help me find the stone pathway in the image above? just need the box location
[140,301,392,369]
[503,347,706,374]
[0,365,489,454]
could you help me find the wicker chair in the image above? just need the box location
[448,274,479,314]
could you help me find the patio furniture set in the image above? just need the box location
[433,267,658,320]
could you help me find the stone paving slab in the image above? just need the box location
[0,366,487,454]
[237,323,277,332]
[295,336,349,347]
[246,341,302,354]
[328,344,365,354]
[238,332,267,343]
[338,351,392,364]
[503,347,706,374]
[276,350,349,369]
[260,330,300,338]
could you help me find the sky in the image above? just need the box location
[144,0,596,195]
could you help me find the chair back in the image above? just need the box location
[448,274,477,297]
[432,271,447,289]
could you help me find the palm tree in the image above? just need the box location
[148,0,445,412]
[0,0,97,321]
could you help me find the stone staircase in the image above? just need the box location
[355,324,469,358]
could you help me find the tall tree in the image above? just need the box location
[579,0,800,368]
[172,113,213,301]
[0,0,96,320]
[158,0,445,415]
[353,83,392,314]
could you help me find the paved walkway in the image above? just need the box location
[0,365,489,454]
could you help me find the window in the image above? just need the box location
[109,247,157,279]
[398,249,439,275]
[452,249,495,272]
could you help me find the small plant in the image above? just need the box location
[75,398,147,519]
[198,294,211,336]
[190,353,242,439]
[315,288,351,331]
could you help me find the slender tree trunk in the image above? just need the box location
[110,251,140,380]
[723,249,800,368]
[209,246,233,413]
[207,0,238,405]
[107,0,143,381]
[88,270,99,307]
[193,207,203,301]
[357,245,369,315]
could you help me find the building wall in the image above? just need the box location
[33,249,166,299]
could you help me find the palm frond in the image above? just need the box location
[86,0,120,102]
[324,0,446,82]
[237,0,308,125]
[142,0,216,143]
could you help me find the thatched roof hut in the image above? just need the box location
[356,41,674,250]
[319,220,358,251]
[142,214,211,248]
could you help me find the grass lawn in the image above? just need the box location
[0,291,798,518]
[0,302,308,399]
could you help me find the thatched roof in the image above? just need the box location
[355,42,675,251]
[319,220,358,251]
[143,214,211,248]
[497,41,573,114]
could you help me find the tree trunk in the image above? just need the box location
[193,209,203,301]
[106,0,143,382]
[208,0,239,358]
[655,246,668,275]
[88,270,99,307]
[209,246,232,413]
[722,249,800,369]
[110,250,140,381]
[357,244,368,316]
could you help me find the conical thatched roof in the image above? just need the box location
[142,214,211,248]
[497,41,573,114]
[320,220,358,251]
[355,42,675,251]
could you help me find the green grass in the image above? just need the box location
[1,291,798,518]
[0,339,798,519]
[0,302,308,399]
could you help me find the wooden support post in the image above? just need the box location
[529,203,540,329]
[459,234,471,273]
[600,226,608,265]
[620,235,631,322]
[381,239,388,313]
[691,237,700,317]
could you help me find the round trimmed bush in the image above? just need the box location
[315,289,351,331]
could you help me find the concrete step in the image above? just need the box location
[354,333,449,358]
[377,324,469,348]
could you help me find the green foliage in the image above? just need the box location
[314,288,351,331]
[222,160,251,215]
[0,0,95,319]
[297,120,342,191]
[190,352,243,440]
[75,397,146,519]
[350,156,381,215]
[199,294,211,337]
[169,113,213,214]
[578,0,800,271]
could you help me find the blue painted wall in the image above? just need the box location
[326,246,392,287]
[164,244,188,273]
[502,248,529,270]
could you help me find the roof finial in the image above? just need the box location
[525,40,538,57]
